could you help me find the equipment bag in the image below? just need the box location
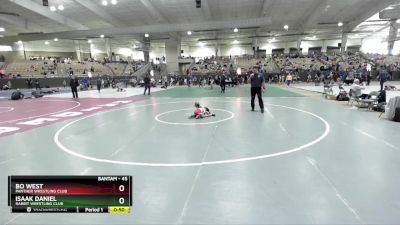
[393,107,400,122]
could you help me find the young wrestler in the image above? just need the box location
[189,102,216,119]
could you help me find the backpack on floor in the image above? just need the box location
[336,93,349,101]
[373,102,385,112]
[393,107,400,122]
[32,91,44,98]
[10,91,22,100]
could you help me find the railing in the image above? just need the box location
[271,57,281,71]
[177,58,195,64]
[188,60,197,71]
[104,64,116,76]
[132,63,151,77]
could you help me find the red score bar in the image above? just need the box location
[8,176,132,207]
[12,183,129,195]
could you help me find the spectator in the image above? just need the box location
[286,73,293,86]
[144,75,151,95]
[378,67,388,91]
[26,78,32,89]
[366,72,371,86]
[35,79,41,90]
[96,77,102,93]
[69,76,79,99]
[220,73,226,93]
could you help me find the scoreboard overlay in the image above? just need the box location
[8,176,132,214]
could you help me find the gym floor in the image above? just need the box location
[1,84,400,224]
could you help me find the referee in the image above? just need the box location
[250,69,265,113]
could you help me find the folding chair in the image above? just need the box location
[322,83,334,98]
[348,88,363,106]
[359,91,379,110]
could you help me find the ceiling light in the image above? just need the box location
[313,35,316,39]
[100,34,105,38]
[144,33,149,38]
[53,38,58,41]
[17,40,22,44]
[111,0,117,5]
[233,28,238,33]
[187,31,192,35]
[0,27,5,32]
[233,40,239,44]
[58,5,64,11]
[198,42,205,46]
[283,25,289,30]
[338,22,343,27]
[397,19,400,24]
[102,0,108,6]
[268,37,277,43]
[88,40,92,43]
[45,41,50,45]
[50,6,57,11]
[325,4,331,11]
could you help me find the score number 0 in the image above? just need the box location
[118,184,125,205]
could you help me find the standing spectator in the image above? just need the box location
[35,79,41,90]
[286,73,293,86]
[378,67,388,91]
[307,74,312,83]
[69,76,79,99]
[7,80,12,89]
[187,71,192,87]
[96,77,102,93]
[366,72,371,86]
[144,75,151,95]
[250,70,265,113]
[26,78,32,89]
[220,73,226,93]
[62,80,66,89]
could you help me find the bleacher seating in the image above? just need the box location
[107,63,127,76]
[369,54,400,71]
[263,57,280,73]
[274,56,323,71]
[190,57,232,76]
[236,57,258,74]
[57,61,112,76]
[5,60,56,78]
[336,54,368,70]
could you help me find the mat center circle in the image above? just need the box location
[54,101,330,167]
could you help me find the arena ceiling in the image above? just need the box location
[0,0,399,47]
